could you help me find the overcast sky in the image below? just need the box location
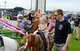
[0,0,80,11]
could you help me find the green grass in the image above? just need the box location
[68,33,80,51]
[1,30,23,44]
[1,30,80,51]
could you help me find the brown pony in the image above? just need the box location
[24,34,54,51]
[31,18,40,32]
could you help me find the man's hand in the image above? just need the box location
[62,46,67,51]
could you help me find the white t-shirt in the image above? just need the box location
[70,21,74,25]
[33,23,49,37]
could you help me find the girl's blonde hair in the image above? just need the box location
[40,15,48,23]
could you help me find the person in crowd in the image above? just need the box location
[16,13,24,37]
[24,18,31,32]
[74,14,80,40]
[69,17,75,32]
[19,18,32,32]
[54,9,72,51]
[17,13,24,27]
[48,15,56,32]
[28,12,33,21]
[48,15,56,42]
[33,16,49,50]
[19,19,26,29]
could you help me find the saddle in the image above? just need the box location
[0,36,4,47]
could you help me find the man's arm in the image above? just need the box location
[62,34,72,51]
[64,34,72,47]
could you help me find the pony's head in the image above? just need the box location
[24,34,35,48]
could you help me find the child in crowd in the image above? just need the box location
[48,16,56,42]
[33,16,49,50]
[48,16,56,31]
